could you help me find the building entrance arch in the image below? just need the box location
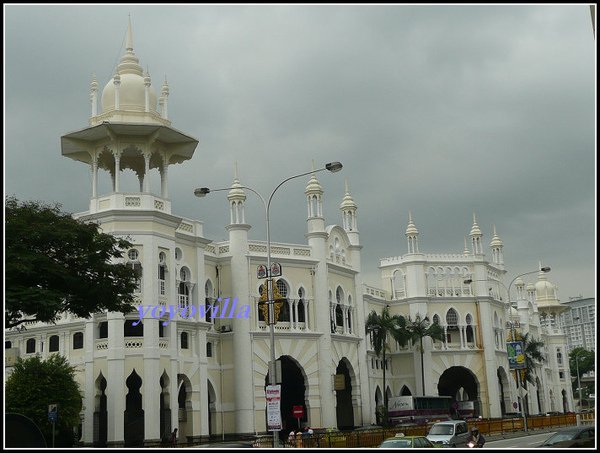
[438,366,481,417]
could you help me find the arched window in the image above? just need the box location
[178,267,190,308]
[556,350,563,366]
[49,335,59,352]
[206,342,212,357]
[26,338,36,353]
[205,280,215,323]
[73,332,84,350]
[446,309,459,344]
[465,314,474,343]
[275,279,290,322]
[5,341,12,349]
[336,286,344,304]
[446,309,458,326]
[158,252,167,296]
[181,332,188,349]
[258,284,265,322]
[175,247,182,261]
[128,249,139,261]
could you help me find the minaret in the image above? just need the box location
[405,211,419,254]
[340,179,359,245]
[489,225,504,266]
[463,237,470,256]
[470,213,483,255]
[224,164,254,435]
[304,162,336,428]
[61,18,198,214]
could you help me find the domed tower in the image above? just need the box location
[340,179,359,245]
[405,211,420,254]
[489,225,504,266]
[534,267,567,330]
[61,18,199,214]
[469,213,483,255]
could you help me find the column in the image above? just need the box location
[91,157,98,198]
[160,156,169,198]
[293,300,299,330]
[303,301,309,331]
[143,317,161,445]
[143,153,151,193]
[113,153,121,193]
[459,325,465,349]
[82,317,96,446]
[106,312,125,447]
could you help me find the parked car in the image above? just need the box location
[379,433,438,448]
[426,420,470,448]
[539,426,595,448]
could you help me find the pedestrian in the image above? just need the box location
[171,428,178,446]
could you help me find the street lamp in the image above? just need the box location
[464,266,550,433]
[194,161,342,446]
[575,351,584,416]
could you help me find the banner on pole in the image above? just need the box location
[266,385,282,431]
[507,341,526,369]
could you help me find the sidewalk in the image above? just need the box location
[485,427,556,442]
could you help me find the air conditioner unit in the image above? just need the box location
[220,325,232,333]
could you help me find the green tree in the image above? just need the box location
[365,305,410,426]
[5,196,139,328]
[6,355,82,447]
[569,347,595,379]
[406,314,445,396]
[521,332,545,387]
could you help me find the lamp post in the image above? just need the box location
[575,352,584,415]
[464,266,550,433]
[194,161,342,446]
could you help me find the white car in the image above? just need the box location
[426,420,470,448]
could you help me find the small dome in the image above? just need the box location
[405,212,419,236]
[526,282,535,292]
[514,277,525,288]
[470,219,482,236]
[305,173,323,195]
[535,275,556,300]
[227,178,246,201]
[490,225,503,247]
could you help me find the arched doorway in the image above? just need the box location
[400,385,412,396]
[497,367,511,416]
[536,377,544,414]
[159,371,171,442]
[93,373,107,447]
[374,386,383,425]
[207,379,217,437]
[124,370,144,447]
[562,389,568,413]
[265,356,307,439]
[177,374,193,443]
[438,366,481,418]
[335,359,355,430]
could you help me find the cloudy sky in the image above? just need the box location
[5,4,596,301]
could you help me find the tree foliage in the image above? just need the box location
[569,347,595,378]
[517,332,545,387]
[6,355,82,447]
[406,314,445,396]
[5,196,138,328]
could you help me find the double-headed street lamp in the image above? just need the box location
[194,161,342,446]
[464,266,550,432]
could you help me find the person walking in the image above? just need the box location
[170,428,178,446]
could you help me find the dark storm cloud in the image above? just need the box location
[5,4,595,300]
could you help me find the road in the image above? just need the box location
[485,431,555,448]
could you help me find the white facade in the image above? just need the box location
[5,22,369,447]
[363,214,575,420]
[4,20,575,447]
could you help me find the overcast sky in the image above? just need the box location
[5,4,596,301]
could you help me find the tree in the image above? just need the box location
[6,355,82,447]
[5,196,139,328]
[365,305,410,426]
[569,347,594,406]
[406,314,445,396]
[521,332,545,387]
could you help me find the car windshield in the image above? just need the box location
[429,425,454,435]
[381,439,412,448]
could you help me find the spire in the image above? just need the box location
[490,224,503,247]
[469,212,483,255]
[405,211,419,236]
[228,162,246,224]
[463,237,470,256]
[340,179,357,210]
[305,160,323,196]
[126,14,134,51]
[469,213,482,236]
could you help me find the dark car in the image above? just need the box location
[539,426,595,448]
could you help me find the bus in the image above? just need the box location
[388,396,455,425]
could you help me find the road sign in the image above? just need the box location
[270,262,282,277]
[48,404,58,423]
[292,405,304,418]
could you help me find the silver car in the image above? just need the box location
[426,420,470,448]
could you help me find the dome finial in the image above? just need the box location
[126,14,134,51]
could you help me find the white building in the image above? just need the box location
[363,214,575,420]
[559,297,596,353]
[5,21,370,447]
[4,20,575,447]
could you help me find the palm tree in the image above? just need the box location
[365,306,410,426]
[406,314,445,396]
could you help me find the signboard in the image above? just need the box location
[292,405,304,418]
[48,404,58,423]
[257,265,268,279]
[270,262,282,277]
[266,385,282,431]
[388,396,414,411]
[334,374,346,391]
[507,341,526,370]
